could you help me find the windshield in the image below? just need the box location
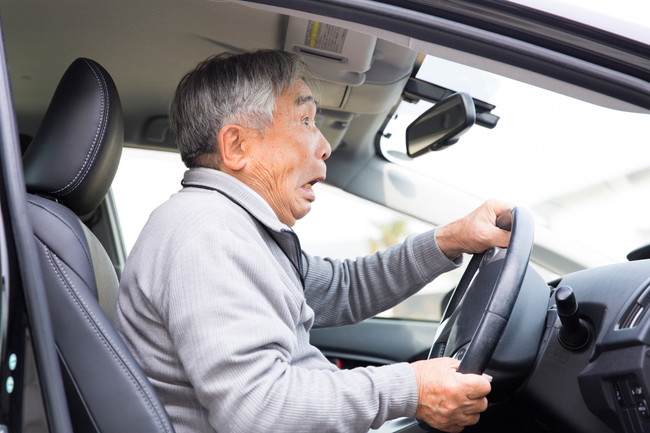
[380,55,650,267]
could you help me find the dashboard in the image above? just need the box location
[523,259,650,433]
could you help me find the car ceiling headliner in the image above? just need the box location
[0,0,290,141]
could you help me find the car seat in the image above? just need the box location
[23,58,175,433]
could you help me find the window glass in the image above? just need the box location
[381,55,650,267]
[112,148,187,252]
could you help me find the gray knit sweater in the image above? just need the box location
[115,167,459,433]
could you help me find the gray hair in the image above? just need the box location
[170,49,318,168]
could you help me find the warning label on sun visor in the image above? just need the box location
[304,21,347,53]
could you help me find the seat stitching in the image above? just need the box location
[40,242,172,432]
[29,198,94,272]
[50,59,110,196]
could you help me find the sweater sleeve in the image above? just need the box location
[303,228,461,328]
[162,228,419,433]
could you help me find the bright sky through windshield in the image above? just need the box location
[381,55,650,265]
[509,0,650,43]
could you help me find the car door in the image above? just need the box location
[0,21,73,433]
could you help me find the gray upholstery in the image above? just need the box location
[24,58,174,433]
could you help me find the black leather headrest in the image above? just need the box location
[23,58,123,216]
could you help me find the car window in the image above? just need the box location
[381,54,650,267]
[112,148,187,252]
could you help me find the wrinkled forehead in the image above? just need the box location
[278,79,319,110]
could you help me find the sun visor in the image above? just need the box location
[284,17,376,86]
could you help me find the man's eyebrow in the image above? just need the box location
[295,94,317,108]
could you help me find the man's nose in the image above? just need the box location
[319,131,332,160]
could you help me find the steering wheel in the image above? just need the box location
[418,206,534,432]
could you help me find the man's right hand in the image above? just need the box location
[411,357,491,432]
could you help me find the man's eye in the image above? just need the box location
[302,118,311,126]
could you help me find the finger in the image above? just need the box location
[465,389,488,400]
[463,396,488,414]
[458,377,491,401]
[462,413,481,426]
[495,210,512,231]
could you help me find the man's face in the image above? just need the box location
[243,79,331,227]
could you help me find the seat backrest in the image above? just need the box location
[23,58,175,433]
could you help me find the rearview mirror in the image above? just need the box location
[406,92,476,157]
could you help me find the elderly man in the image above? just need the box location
[115,49,511,433]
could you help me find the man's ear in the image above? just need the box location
[218,124,248,171]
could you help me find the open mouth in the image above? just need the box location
[303,177,323,190]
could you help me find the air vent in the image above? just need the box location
[617,284,650,329]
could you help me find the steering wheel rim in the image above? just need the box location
[418,206,534,431]
[418,207,535,432]
[436,206,534,373]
